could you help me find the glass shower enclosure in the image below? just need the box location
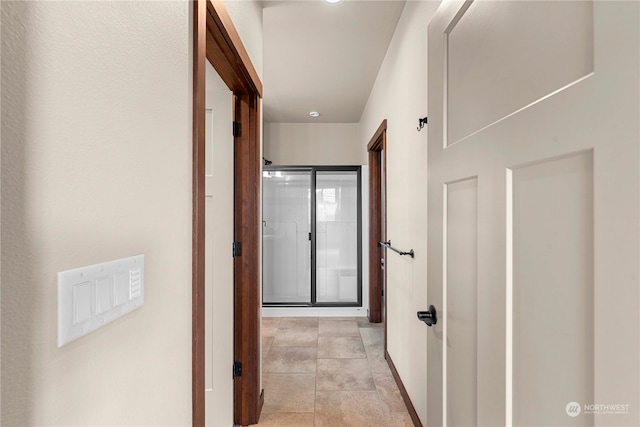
[262,166,362,307]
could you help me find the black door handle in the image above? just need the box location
[417,305,437,327]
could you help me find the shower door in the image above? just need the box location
[262,170,312,304]
[262,167,362,306]
[315,170,360,303]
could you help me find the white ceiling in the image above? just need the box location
[262,0,406,123]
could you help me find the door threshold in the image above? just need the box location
[262,306,368,318]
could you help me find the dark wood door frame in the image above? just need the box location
[193,1,263,425]
[367,119,387,326]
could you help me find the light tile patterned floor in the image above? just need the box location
[257,317,414,427]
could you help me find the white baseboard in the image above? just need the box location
[262,306,368,318]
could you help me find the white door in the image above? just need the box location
[426,1,639,426]
[204,63,234,426]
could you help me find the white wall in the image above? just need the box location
[262,120,368,317]
[225,0,264,79]
[264,123,360,165]
[1,1,192,425]
[358,1,440,423]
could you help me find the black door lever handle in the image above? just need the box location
[417,305,437,327]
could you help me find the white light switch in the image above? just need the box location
[73,282,93,324]
[95,277,113,314]
[114,272,129,306]
[58,255,144,347]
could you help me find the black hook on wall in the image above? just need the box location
[417,117,428,131]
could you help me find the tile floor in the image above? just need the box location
[257,317,414,427]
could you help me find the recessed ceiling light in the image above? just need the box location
[324,0,343,4]
[309,111,321,118]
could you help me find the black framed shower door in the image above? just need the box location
[262,166,362,307]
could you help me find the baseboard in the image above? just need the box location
[385,350,423,427]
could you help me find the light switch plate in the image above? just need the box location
[58,254,145,347]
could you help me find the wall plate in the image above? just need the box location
[58,254,144,347]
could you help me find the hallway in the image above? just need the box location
[258,317,413,426]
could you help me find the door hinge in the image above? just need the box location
[232,121,240,137]
[233,361,242,378]
[381,288,384,297]
[232,241,242,257]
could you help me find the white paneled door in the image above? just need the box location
[204,64,234,427]
[426,1,638,426]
